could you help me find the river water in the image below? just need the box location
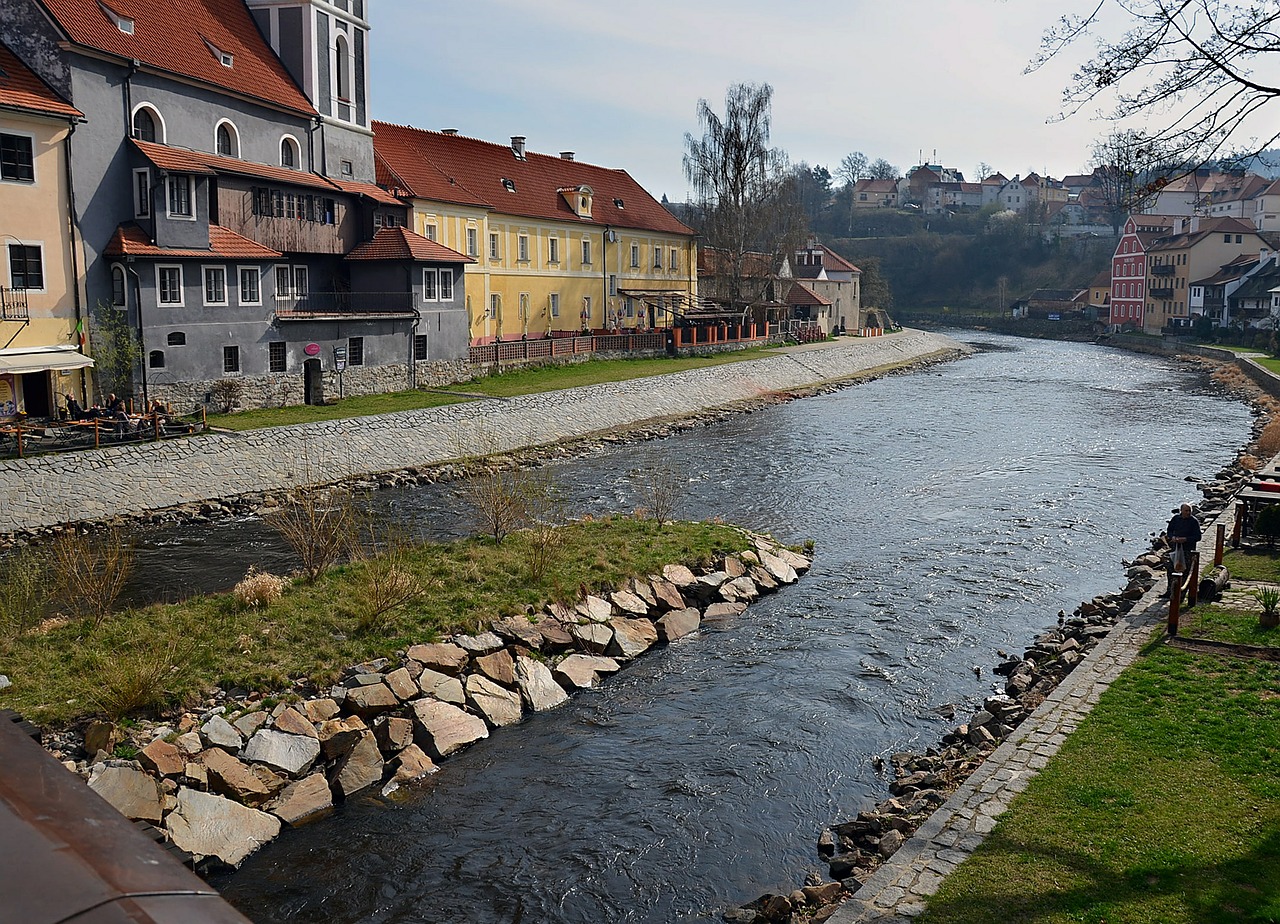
[179,334,1249,923]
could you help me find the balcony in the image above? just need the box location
[274,291,418,322]
[1150,286,1175,298]
[1150,264,1175,276]
[0,287,30,321]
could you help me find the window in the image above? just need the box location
[348,336,364,366]
[466,227,478,257]
[624,297,634,318]
[293,266,308,297]
[414,334,428,361]
[203,266,227,305]
[335,34,352,101]
[518,234,530,262]
[423,268,438,301]
[167,331,186,346]
[239,266,261,305]
[548,237,559,263]
[340,160,353,177]
[653,246,662,269]
[215,122,238,158]
[111,266,127,307]
[439,269,453,300]
[489,232,500,259]
[133,168,151,218]
[268,341,286,373]
[608,274,617,296]
[132,107,159,142]
[1236,234,1243,244]
[670,248,678,271]
[549,293,559,318]
[582,239,592,265]
[7,244,43,290]
[275,265,292,298]
[630,243,639,267]
[0,133,34,182]
[501,178,516,193]
[488,294,499,319]
[223,345,240,374]
[424,223,438,241]
[167,174,193,218]
[157,265,182,305]
[280,136,299,169]
[148,350,165,368]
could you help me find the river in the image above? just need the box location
[157,334,1249,923]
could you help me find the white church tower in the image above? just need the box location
[244,0,374,182]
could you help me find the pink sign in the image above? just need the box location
[303,343,321,356]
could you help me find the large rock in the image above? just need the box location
[268,772,333,826]
[515,656,569,712]
[139,739,185,777]
[166,788,280,869]
[374,716,415,754]
[662,564,697,587]
[411,699,488,759]
[273,707,318,739]
[343,682,400,717]
[569,622,613,654]
[607,617,658,660]
[656,607,701,642]
[719,576,760,603]
[417,668,466,705]
[703,601,747,621]
[200,715,242,752]
[538,620,575,649]
[774,547,812,574]
[759,551,798,584]
[475,649,517,687]
[201,748,271,804]
[407,642,469,675]
[384,667,420,702]
[233,711,268,739]
[650,578,687,611]
[610,590,651,616]
[553,654,621,690]
[242,729,321,777]
[491,615,543,648]
[304,699,341,723]
[691,571,730,601]
[317,716,367,761]
[391,744,437,785]
[465,674,524,728]
[453,631,504,656]
[331,732,385,797]
[82,721,117,757]
[88,766,163,823]
[578,595,613,623]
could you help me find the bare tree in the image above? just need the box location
[1031,2,1280,169]
[683,82,802,315]
[836,151,868,187]
[867,158,899,180]
[1088,130,1166,235]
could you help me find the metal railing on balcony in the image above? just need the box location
[0,286,30,321]
[1150,286,1175,298]
[1150,264,1175,276]
[274,291,417,318]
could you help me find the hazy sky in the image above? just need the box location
[370,1,1124,198]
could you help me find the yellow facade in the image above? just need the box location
[411,203,698,343]
[0,110,90,418]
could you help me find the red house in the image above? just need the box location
[1109,215,1175,328]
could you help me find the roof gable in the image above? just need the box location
[0,40,82,119]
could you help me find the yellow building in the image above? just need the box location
[373,124,697,342]
[0,41,90,419]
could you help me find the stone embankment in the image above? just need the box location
[42,532,814,875]
[0,331,966,535]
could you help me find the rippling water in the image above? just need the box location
[165,335,1249,923]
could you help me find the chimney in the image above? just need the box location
[441,128,458,135]
[1189,216,1200,233]
[560,151,575,161]
[511,135,526,160]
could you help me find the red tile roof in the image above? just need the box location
[132,139,349,190]
[814,244,860,273]
[104,221,282,259]
[38,0,314,115]
[131,139,215,175]
[330,178,404,207]
[0,41,83,119]
[346,227,475,263]
[372,122,694,237]
[787,282,831,307]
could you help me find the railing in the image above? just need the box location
[0,286,30,321]
[276,291,416,315]
[1150,264,1176,276]
[468,325,767,366]
[1150,287,1175,298]
[0,410,207,460]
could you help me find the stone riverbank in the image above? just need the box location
[39,531,814,876]
[0,330,966,536]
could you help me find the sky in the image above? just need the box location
[370,0,1127,199]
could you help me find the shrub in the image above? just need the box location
[233,567,288,609]
[209,378,244,414]
[1256,504,1280,549]
[48,528,136,626]
[631,462,684,529]
[1257,417,1280,460]
[0,544,52,643]
[93,637,187,721]
[269,487,358,582]
[348,526,430,635]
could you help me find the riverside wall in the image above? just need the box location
[0,330,966,533]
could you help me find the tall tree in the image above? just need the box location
[868,158,899,180]
[683,82,800,314]
[836,151,868,187]
[1088,130,1165,235]
[1031,1,1280,168]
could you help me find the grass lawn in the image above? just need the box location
[919,637,1280,924]
[206,348,782,430]
[1254,357,1280,376]
[0,517,751,726]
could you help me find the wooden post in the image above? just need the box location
[15,424,22,459]
[1188,552,1200,608]
[1215,524,1226,567]
[93,418,100,449]
[1168,567,1181,636]
[153,413,161,442]
[1232,504,1244,547]
[201,407,207,429]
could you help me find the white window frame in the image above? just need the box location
[157,264,184,306]
[279,134,301,169]
[0,129,37,185]
[132,167,151,218]
[608,274,617,296]
[292,265,308,298]
[238,265,261,306]
[275,264,293,299]
[166,173,195,220]
[439,269,453,300]
[213,119,240,158]
[549,292,559,318]
[466,226,478,257]
[582,238,592,265]
[130,102,166,143]
[424,222,438,242]
[422,268,438,301]
[202,265,228,306]
[653,246,663,269]
[548,236,559,264]
[518,233,530,262]
[489,231,500,259]
[488,294,499,319]
[630,243,639,267]
[670,248,679,271]
[6,241,46,293]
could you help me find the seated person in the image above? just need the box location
[63,393,88,421]
[107,393,127,420]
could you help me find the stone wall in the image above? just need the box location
[1106,334,1280,399]
[0,330,965,532]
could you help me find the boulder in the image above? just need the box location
[417,668,466,705]
[578,595,613,623]
[759,551,798,584]
[139,739,185,777]
[317,716,367,761]
[200,715,243,753]
[343,683,400,718]
[273,707,318,740]
[233,711,269,739]
[242,729,321,778]
[411,699,488,759]
[406,642,469,675]
[719,576,760,603]
[538,620,575,649]
[391,744,438,785]
[268,772,333,826]
[384,667,420,702]
[703,601,747,621]
[656,607,700,642]
[691,571,730,601]
[877,829,905,857]
[661,563,697,587]
[374,716,415,754]
[452,631,504,655]
[553,654,621,690]
[649,578,687,611]
[569,622,613,654]
[775,548,812,574]
[475,649,517,687]
[629,579,657,606]
[607,617,658,660]
[201,747,271,804]
[303,698,341,723]
[466,674,524,728]
[491,615,544,648]
[88,766,163,823]
[723,556,747,578]
[750,566,779,591]
[610,590,650,617]
[165,788,281,869]
[331,732,385,797]
[174,731,205,759]
[515,656,570,712]
[82,721,117,757]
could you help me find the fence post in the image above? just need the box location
[1215,524,1225,567]
[153,413,161,442]
[1188,551,1200,607]
[1232,504,1244,547]
[93,418,100,449]
[15,424,23,458]
[1168,566,1181,636]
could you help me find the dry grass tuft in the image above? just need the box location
[233,567,289,609]
[93,637,188,721]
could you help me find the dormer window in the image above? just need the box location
[203,38,233,68]
[99,1,133,34]
[560,184,593,217]
[614,198,624,209]
[501,178,516,193]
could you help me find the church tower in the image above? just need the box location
[244,0,374,182]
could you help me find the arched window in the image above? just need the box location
[215,122,238,158]
[148,350,165,368]
[111,265,126,308]
[166,331,186,346]
[280,136,299,169]
[132,107,159,142]
[335,34,351,101]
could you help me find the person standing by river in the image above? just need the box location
[1164,504,1202,598]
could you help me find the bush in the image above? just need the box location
[210,378,244,413]
[48,528,136,626]
[0,544,52,643]
[1256,504,1280,548]
[233,567,288,609]
[92,636,187,721]
[269,487,358,582]
[1257,417,1280,460]
[631,462,684,530]
[348,529,429,635]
